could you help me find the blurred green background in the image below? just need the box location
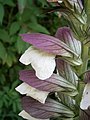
[0,0,67,119]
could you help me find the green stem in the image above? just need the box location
[80,44,89,75]
[78,44,89,119]
[76,44,89,109]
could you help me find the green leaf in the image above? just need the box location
[13,102,17,112]
[10,35,17,43]
[0,73,6,85]
[3,0,15,6]
[17,0,26,14]
[0,98,3,108]
[9,22,20,35]
[16,36,26,54]
[0,29,10,43]
[16,28,29,53]
[37,0,47,7]
[28,23,50,34]
[6,50,17,67]
[0,41,7,61]
[11,80,20,90]
[6,55,13,67]
[0,3,4,24]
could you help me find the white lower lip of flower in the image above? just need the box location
[15,82,49,104]
[80,83,90,110]
[57,0,63,3]
[19,46,56,80]
[19,110,49,120]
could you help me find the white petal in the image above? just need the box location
[15,82,49,104]
[19,47,33,65]
[58,0,63,3]
[19,110,49,120]
[80,83,90,110]
[19,46,56,80]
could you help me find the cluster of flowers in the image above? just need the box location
[15,27,90,119]
[15,0,90,119]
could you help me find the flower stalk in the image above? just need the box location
[79,43,89,76]
[15,0,90,119]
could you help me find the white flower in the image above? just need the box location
[80,83,90,110]
[47,0,63,3]
[19,46,56,80]
[19,110,49,120]
[15,82,49,104]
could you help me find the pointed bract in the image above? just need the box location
[68,0,83,12]
[63,57,82,66]
[56,59,78,85]
[56,59,78,109]
[55,27,81,57]
[55,27,82,66]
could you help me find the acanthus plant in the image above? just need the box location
[16,0,90,120]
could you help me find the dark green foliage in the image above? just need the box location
[0,0,67,119]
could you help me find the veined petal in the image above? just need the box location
[19,46,56,80]
[19,70,77,92]
[55,27,81,57]
[55,27,82,66]
[80,83,90,110]
[19,110,49,120]
[21,96,74,119]
[56,59,78,86]
[15,82,49,103]
[19,70,64,92]
[20,33,76,57]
